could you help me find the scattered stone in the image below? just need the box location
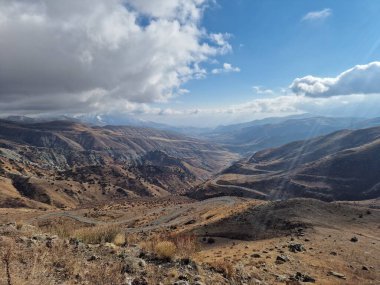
[329,251,337,256]
[122,257,146,274]
[87,255,98,261]
[132,277,148,285]
[275,274,288,282]
[362,266,369,271]
[288,243,305,253]
[304,238,310,242]
[276,255,290,264]
[350,236,358,242]
[328,271,346,280]
[173,281,189,285]
[291,272,315,283]
[178,275,188,281]
[184,219,196,225]
[252,253,261,258]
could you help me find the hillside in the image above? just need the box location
[0,120,237,209]
[203,116,380,155]
[193,126,380,201]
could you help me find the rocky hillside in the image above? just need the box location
[203,116,380,155]
[0,120,237,209]
[193,126,380,201]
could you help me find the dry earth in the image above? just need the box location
[1,197,379,285]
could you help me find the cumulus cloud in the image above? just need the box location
[252,86,274,95]
[0,0,230,114]
[212,63,240,74]
[290,62,380,97]
[302,8,332,22]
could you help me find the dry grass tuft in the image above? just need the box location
[209,259,236,279]
[171,234,199,258]
[72,225,121,244]
[113,233,126,246]
[140,233,199,261]
[154,241,177,260]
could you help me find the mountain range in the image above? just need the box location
[0,119,236,208]
[2,114,380,209]
[193,126,380,201]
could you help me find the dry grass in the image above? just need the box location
[112,233,126,246]
[171,234,199,258]
[140,233,199,261]
[154,241,177,260]
[209,259,236,279]
[0,237,125,285]
[72,225,122,244]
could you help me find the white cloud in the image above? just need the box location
[0,0,230,114]
[302,8,332,22]
[212,63,241,74]
[290,62,380,97]
[252,86,274,95]
[137,93,380,127]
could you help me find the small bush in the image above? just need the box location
[113,233,126,246]
[171,234,199,258]
[210,260,235,278]
[154,241,177,260]
[72,225,121,244]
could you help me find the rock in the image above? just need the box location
[32,234,47,242]
[329,251,337,256]
[276,255,289,264]
[132,277,148,285]
[252,253,261,258]
[173,281,189,285]
[104,242,118,250]
[184,219,196,225]
[178,275,188,281]
[292,272,315,283]
[328,271,346,279]
[362,266,369,271]
[350,236,358,242]
[194,282,205,285]
[193,275,202,282]
[87,255,98,261]
[288,243,305,253]
[276,274,288,282]
[122,257,146,274]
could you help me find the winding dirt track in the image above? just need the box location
[28,196,240,233]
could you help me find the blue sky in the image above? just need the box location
[1,0,380,126]
[179,0,380,108]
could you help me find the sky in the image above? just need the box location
[1,0,380,127]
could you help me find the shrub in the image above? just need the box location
[209,260,235,278]
[171,234,199,258]
[72,225,121,244]
[154,241,177,260]
[113,233,126,246]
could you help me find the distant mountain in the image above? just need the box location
[0,120,237,209]
[3,114,212,137]
[192,126,380,201]
[202,115,380,155]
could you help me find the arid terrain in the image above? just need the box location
[1,196,379,285]
[194,126,380,201]
[1,119,379,285]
